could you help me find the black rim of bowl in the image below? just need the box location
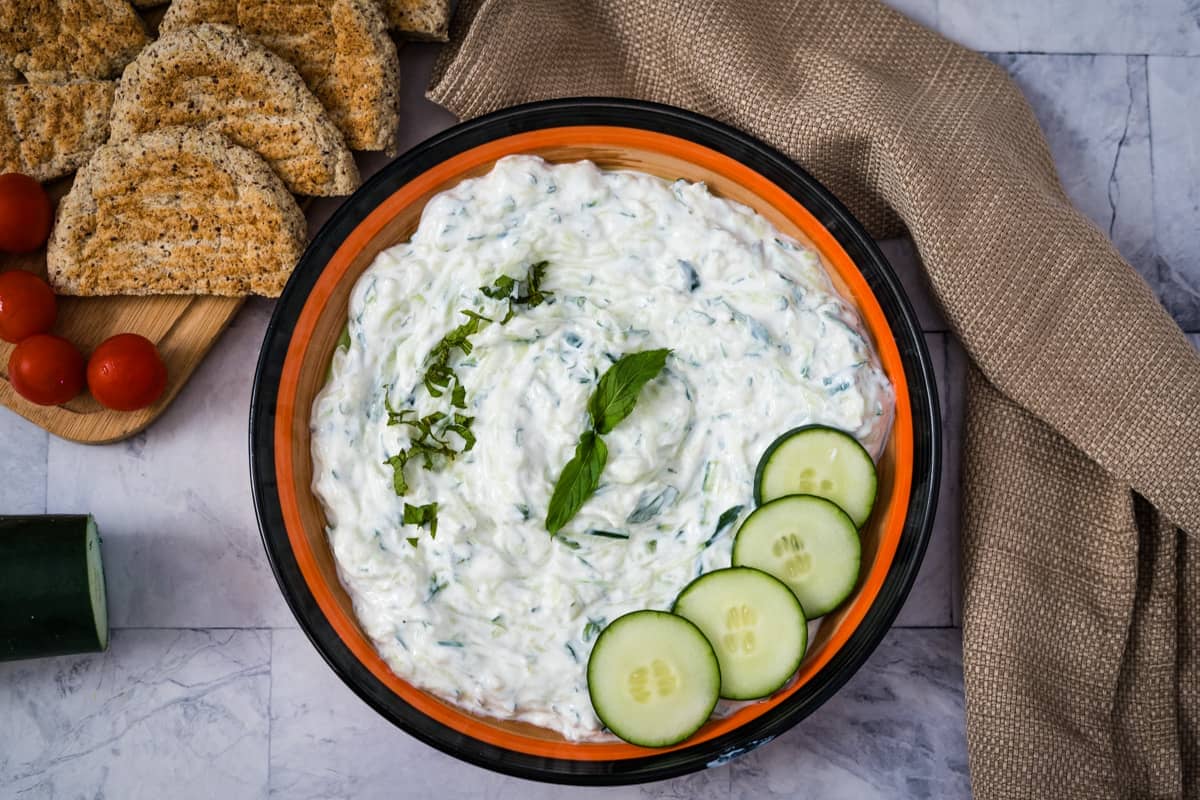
[249,97,941,786]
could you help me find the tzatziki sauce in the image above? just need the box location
[311,155,893,740]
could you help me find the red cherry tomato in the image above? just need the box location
[0,174,54,254]
[8,334,85,405]
[0,269,57,343]
[86,333,167,411]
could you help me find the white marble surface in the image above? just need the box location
[268,627,967,800]
[2,5,1198,796]
[1149,56,1200,329]
[0,630,269,799]
[889,0,1200,55]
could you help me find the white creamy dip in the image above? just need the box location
[311,156,893,740]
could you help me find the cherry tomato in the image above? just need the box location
[0,269,57,343]
[0,174,54,254]
[8,334,85,405]
[86,333,167,411]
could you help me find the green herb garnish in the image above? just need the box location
[423,310,491,398]
[480,273,516,299]
[385,451,412,495]
[481,260,551,323]
[483,260,551,321]
[403,502,439,538]
[545,432,608,536]
[383,261,551,525]
[545,349,671,535]
[587,348,671,434]
[382,394,476,500]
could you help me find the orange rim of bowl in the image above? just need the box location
[274,126,913,761]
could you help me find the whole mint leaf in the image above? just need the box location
[588,348,671,434]
[545,431,608,535]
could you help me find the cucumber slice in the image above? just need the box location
[586,610,720,747]
[671,567,807,700]
[753,425,877,527]
[0,515,109,662]
[733,495,861,618]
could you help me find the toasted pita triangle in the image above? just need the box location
[48,126,306,298]
[1,81,114,182]
[0,0,148,83]
[160,0,401,152]
[109,23,359,196]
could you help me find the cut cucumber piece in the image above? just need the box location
[753,425,878,527]
[0,515,109,662]
[733,495,861,618]
[671,567,807,700]
[586,610,720,747]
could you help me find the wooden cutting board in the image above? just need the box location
[0,178,244,444]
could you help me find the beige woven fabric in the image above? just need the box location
[427,1,1200,796]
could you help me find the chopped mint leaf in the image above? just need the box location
[480,273,516,299]
[403,502,439,539]
[384,262,550,512]
[385,451,411,495]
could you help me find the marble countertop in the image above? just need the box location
[2,3,1197,797]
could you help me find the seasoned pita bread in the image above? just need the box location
[0,82,115,182]
[48,126,305,297]
[0,52,17,84]
[380,0,450,40]
[160,0,400,152]
[0,0,148,83]
[109,24,358,196]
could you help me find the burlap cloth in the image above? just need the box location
[426,0,1200,796]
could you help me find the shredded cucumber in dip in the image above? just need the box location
[311,155,893,740]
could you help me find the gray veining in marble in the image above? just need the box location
[0,406,46,515]
[0,629,270,799]
[269,627,625,800]
[913,0,1200,56]
[650,629,969,800]
[1149,56,1200,331]
[991,54,1159,294]
[269,627,967,799]
[44,300,292,628]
